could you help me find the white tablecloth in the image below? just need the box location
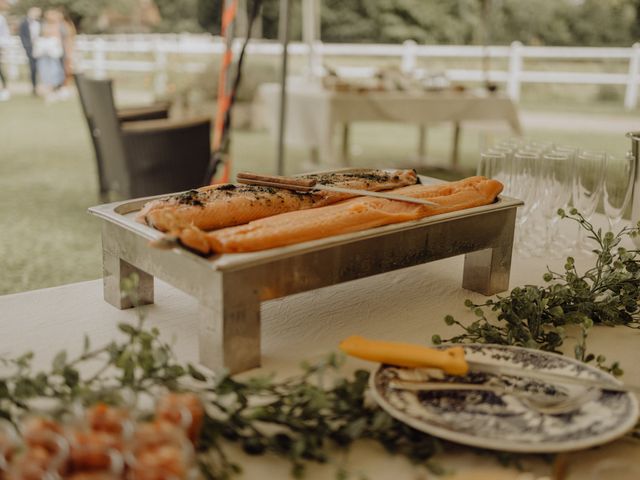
[255,82,523,166]
[1,218,638,479]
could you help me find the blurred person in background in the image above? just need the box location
[33,9,65,102]
[19,6,41,96]
[0,10,9,101]
[60,8,76,87]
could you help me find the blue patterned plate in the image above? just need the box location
[370,344,638,452]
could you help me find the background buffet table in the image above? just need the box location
[255,82,522,168]
[1,217,638,480]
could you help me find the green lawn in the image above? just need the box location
[0,94,633,295]
[0,97,101,295]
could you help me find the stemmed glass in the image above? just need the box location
[478,151,509,182]
[516,143,553,245]
[603,152,636,232]
[0,419,18,475]
[483,139,635,258]
[11,427,70,480]
[127,421,196,480]
[537,152,572,257]
[510,151,541,255]
[572,150,605,250]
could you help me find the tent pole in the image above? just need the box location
[302,0,320,77]
[276,0,290,175]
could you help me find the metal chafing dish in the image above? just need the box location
[89,173,522,374]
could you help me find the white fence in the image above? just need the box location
[3,34,640,109]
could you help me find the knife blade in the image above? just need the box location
[236,172,440,207]
[339,335,639,394]
[315,184,440,206]
[466,361,639,394]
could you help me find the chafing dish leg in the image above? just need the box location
[461,209,516,295]
[197,281,261,374]
[103,250,154,309]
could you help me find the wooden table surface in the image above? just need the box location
[1,222,639,479]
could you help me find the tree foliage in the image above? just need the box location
[12,0,130,31]
[196,0,222,34]
[199,0,640,46]
[487,0,636,46]
[154,0,203,33]
[12,0,640,46]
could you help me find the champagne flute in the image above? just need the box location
[530,140,554,152]
[603,152,636,232]
[537,152,572,257]
[518,144,549,246]
[498,137,524,149]
[10,428,70,480]
[478,151,509,181]
[550,145,578,244]
[573,150,605,250]
[0,419,18,474]
[511,151,541,255]
[127,421,196,480]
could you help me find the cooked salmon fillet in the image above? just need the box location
[137,169,418,232]
[178,176,503,255]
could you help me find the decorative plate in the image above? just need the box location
[369,344,638,453]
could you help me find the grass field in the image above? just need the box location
[0,93,634,295]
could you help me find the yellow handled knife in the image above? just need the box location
[339,335,469,376]
[339,335,640,394]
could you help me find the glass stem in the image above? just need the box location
[545,219,554,251]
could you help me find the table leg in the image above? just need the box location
[451,122,461,169]
[461,210,516,296]
[418,124,427,165]
[341,123,350,166]
[198,277,261,374]
[103,251,154,309]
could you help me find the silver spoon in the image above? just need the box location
[389,380,600,415]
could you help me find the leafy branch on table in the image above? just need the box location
[0,276,451,479]
[433,208,640,375]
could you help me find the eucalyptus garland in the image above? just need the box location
[433,209,640,375]
[0,307,451,479]
[0,210,638,479]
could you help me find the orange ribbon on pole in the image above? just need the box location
[210,0,238,184]
[207,0,262,185]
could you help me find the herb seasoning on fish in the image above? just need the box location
[177,190,205,207]
[137,169,419,232]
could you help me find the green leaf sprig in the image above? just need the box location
[194,356,449,479]
[434,209,640,375]
[0,282,189,422]
[0,276,452,479]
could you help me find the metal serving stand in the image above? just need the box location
[89,176,522,374]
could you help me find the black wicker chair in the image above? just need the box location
[75,74,211,201]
